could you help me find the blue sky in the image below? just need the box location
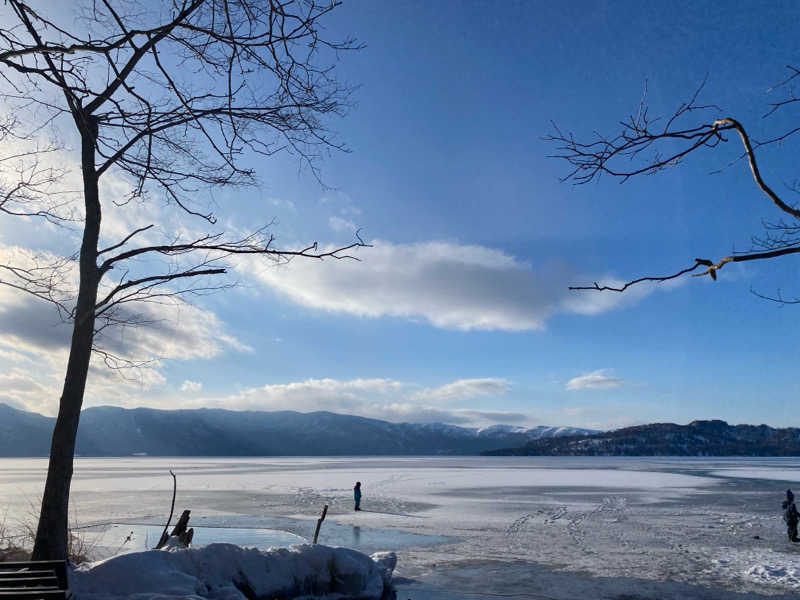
[1,0,800,429]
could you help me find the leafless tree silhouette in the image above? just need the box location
[0,0,364,560]
[547,69,800,296]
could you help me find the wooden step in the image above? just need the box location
[0,576,59,588]
[0,591,66,599]
[0,573,53,580]
[0,560,68,599]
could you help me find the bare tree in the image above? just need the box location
[547,69,800,297]
[0,0,365,560]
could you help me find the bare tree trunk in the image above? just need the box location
[0,2,362,561]
[32,122,101,561]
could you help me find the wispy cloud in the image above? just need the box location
[412,378,509,402]
[566,369,625,391]
[328,215,357,233]
[242,240,660,332]
[180,380,203,393]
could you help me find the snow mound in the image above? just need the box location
[69,543,395,600]
[369,551,397,588]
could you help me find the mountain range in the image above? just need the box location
[484,419,800,456]
[0,403,594,457]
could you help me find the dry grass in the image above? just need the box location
[0,501,98,564]
[0,510,28,562]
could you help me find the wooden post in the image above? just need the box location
[156,509,192,550]
[170,510,191,538]
[312,504,329,544]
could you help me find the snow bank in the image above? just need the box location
[69,543,396,600]
[706,547,800,591]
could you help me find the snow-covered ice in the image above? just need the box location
[2,456,800,599]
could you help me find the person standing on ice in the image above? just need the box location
[782,489,799,542]
[354,481,362,511]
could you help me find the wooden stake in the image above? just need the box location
[312,504,329,544]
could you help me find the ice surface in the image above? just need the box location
[2,456,800,599]
[711,467,800,483]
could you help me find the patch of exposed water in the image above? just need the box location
[81,514,451,560]
[81,523,305,558]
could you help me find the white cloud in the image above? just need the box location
[319,191,361,218]
[203,377,408,414]
[328,216,357,233]
[412,378,509,403]
[0,361,62,416]
[0,369,49,393]
[0,348,31,363]
[566,369,625,391]
[169,376,519,427]
[0,260,245,363]
[268,197,296,212]
[94,297,252,361]
[242,240,659,332]
[180,380,203,393]
[0,243,248,415]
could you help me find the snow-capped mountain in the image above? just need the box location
[476,424,528,436]
[485,420,800,456]
[475,424,593,439]
[0,403,596,457]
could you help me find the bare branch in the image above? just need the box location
[750,287,800,305]
[90,347,158,372]
[84,1,206,115]
[569,261,706,292]
[571,245,800,292]
[692,246,800,279]
[0,255,75,320]
[713,117,800,220]
[99,231,370,274]
[97,224,155,256]
[545,81,732,185]
[763,65,800,118]
[551,74,800,296]
[95,267,226,311]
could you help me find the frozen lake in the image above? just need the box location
[2,456,800,599]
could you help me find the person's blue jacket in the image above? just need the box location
[354,484,362,502]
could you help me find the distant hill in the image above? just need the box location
[484,419,800,456]
[0,403,59,456]
[0,403,596,457]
